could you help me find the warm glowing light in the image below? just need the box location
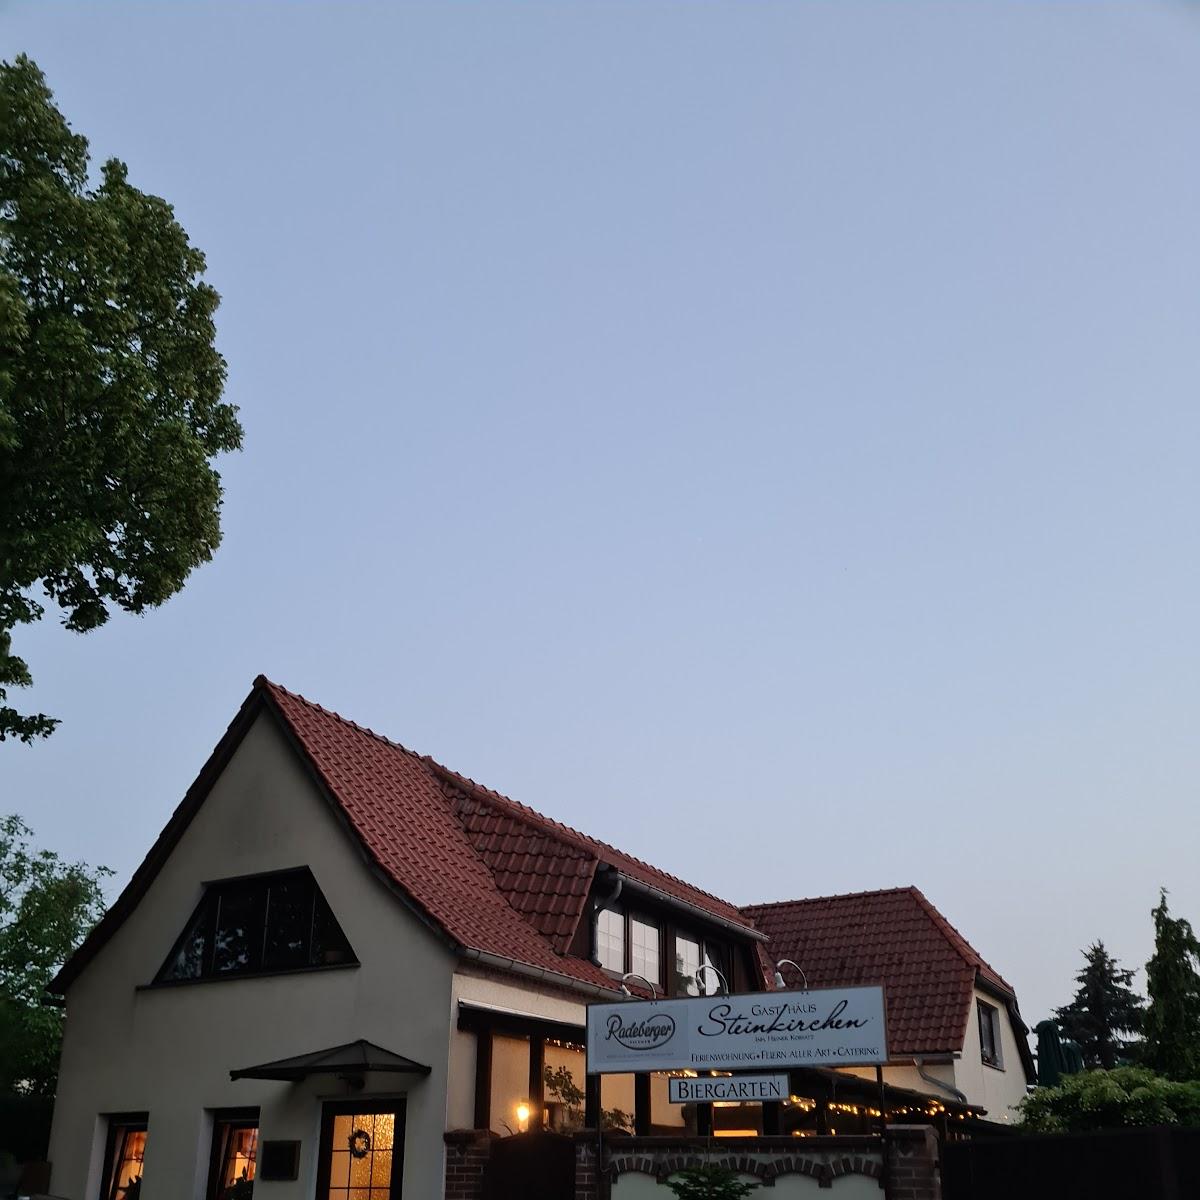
[516,1103,530,1125]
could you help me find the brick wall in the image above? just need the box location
[443,1128,496,1200]
[884,1124,942,1200]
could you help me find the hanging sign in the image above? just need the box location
[586,985,887,1074]
[667,1073,790,1104]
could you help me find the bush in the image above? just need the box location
[1018,1067,1200,1133]
[665,1165,759,1199]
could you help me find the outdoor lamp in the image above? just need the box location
[773,959,809,990]
[694,963,729,995]
[620,972,659,998]
[516,1102,530,1129]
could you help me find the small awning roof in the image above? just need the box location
[230,1038,431,1082]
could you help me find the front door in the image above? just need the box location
[315,1100,406,1200]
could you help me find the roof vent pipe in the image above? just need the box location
[589,868,622,968]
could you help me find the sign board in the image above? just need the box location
[586,985,887,1075]
[667,1073,789,1104]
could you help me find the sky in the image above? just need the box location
[2,1,1199,1031]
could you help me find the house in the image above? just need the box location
[46,678,1030,1200]
[742,889,1036,1123]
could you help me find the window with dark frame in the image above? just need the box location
[978,999,1003,1068]
[596,908,624,973]
[156,868,357,983]
[101,1116,147,1200]
[596,905,732,996]
[316,1100,405,1200]
[596,908,664,986]
[208,1111,259,1200]
[671,931,730,996]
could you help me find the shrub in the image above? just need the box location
[1018,1066,1200,1133]
[664,1164,759,1199]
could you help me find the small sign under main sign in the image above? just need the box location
[667,1074,789,1104]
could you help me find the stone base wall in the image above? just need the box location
[582,1132,884,1191]
[445,1126,940,1199]
[576,1127,940,1199]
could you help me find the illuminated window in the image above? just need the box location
[543,1040,587,1133]
[156,868,356,983]
[630,917,661,985]
[978,1000,1003,1068]
[489,1034,532,1136]
[208,1112,258,1200]
[102,1117,147,1200]
[318,1103,404,1200]
[596,908,624,973]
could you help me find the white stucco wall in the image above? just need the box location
[611,1169,879,1199]
[48,710,457,1200]
[950,989,1031,1121]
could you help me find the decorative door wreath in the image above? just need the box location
[348,1128,372,1158]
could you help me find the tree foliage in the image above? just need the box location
[0,814,110,1095]
[1142,890,1200,1081]
[1018,1066,1200,1133]
[0,55,242,742]
[1054,941,1144,1069]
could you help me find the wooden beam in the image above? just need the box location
[473,1029,493,1132]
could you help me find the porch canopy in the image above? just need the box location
[230,1038,431,1083]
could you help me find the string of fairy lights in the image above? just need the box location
[535,1039,986,1127]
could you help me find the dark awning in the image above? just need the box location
[230,1038,431,1082]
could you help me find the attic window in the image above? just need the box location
[156,868,357,983]
[978,999,1003,1069]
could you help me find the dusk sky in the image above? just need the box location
[3,1,1199,1030]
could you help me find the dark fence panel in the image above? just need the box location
[943,1126,1200,1200]
[483,1131,575,1200]
[0,1094,54,1163]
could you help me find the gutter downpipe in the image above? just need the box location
[913,1057,969,1105]
[589,870,623,968]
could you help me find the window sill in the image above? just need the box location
[137,961,360,991]
[981,1058,1006,1073]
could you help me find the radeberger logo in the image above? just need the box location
[605,1012,676,1051]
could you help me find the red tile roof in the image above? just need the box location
[742,887,1018,1057]
[262,680,762,986]
[53,677,765,997]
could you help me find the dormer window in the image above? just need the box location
[594,902,733,995]
[156,868,357,984]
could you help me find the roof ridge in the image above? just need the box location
[743,885,920,910]
[255,676,428,761]
[426,759,599,862]
[427,758,749,916]
[906,886,1014,995]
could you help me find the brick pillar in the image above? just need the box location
[444,1129,496,1200]
[885,1124,941,1200]
[574,1130,604,1200]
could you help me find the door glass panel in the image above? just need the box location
[325,1108,401,1200]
